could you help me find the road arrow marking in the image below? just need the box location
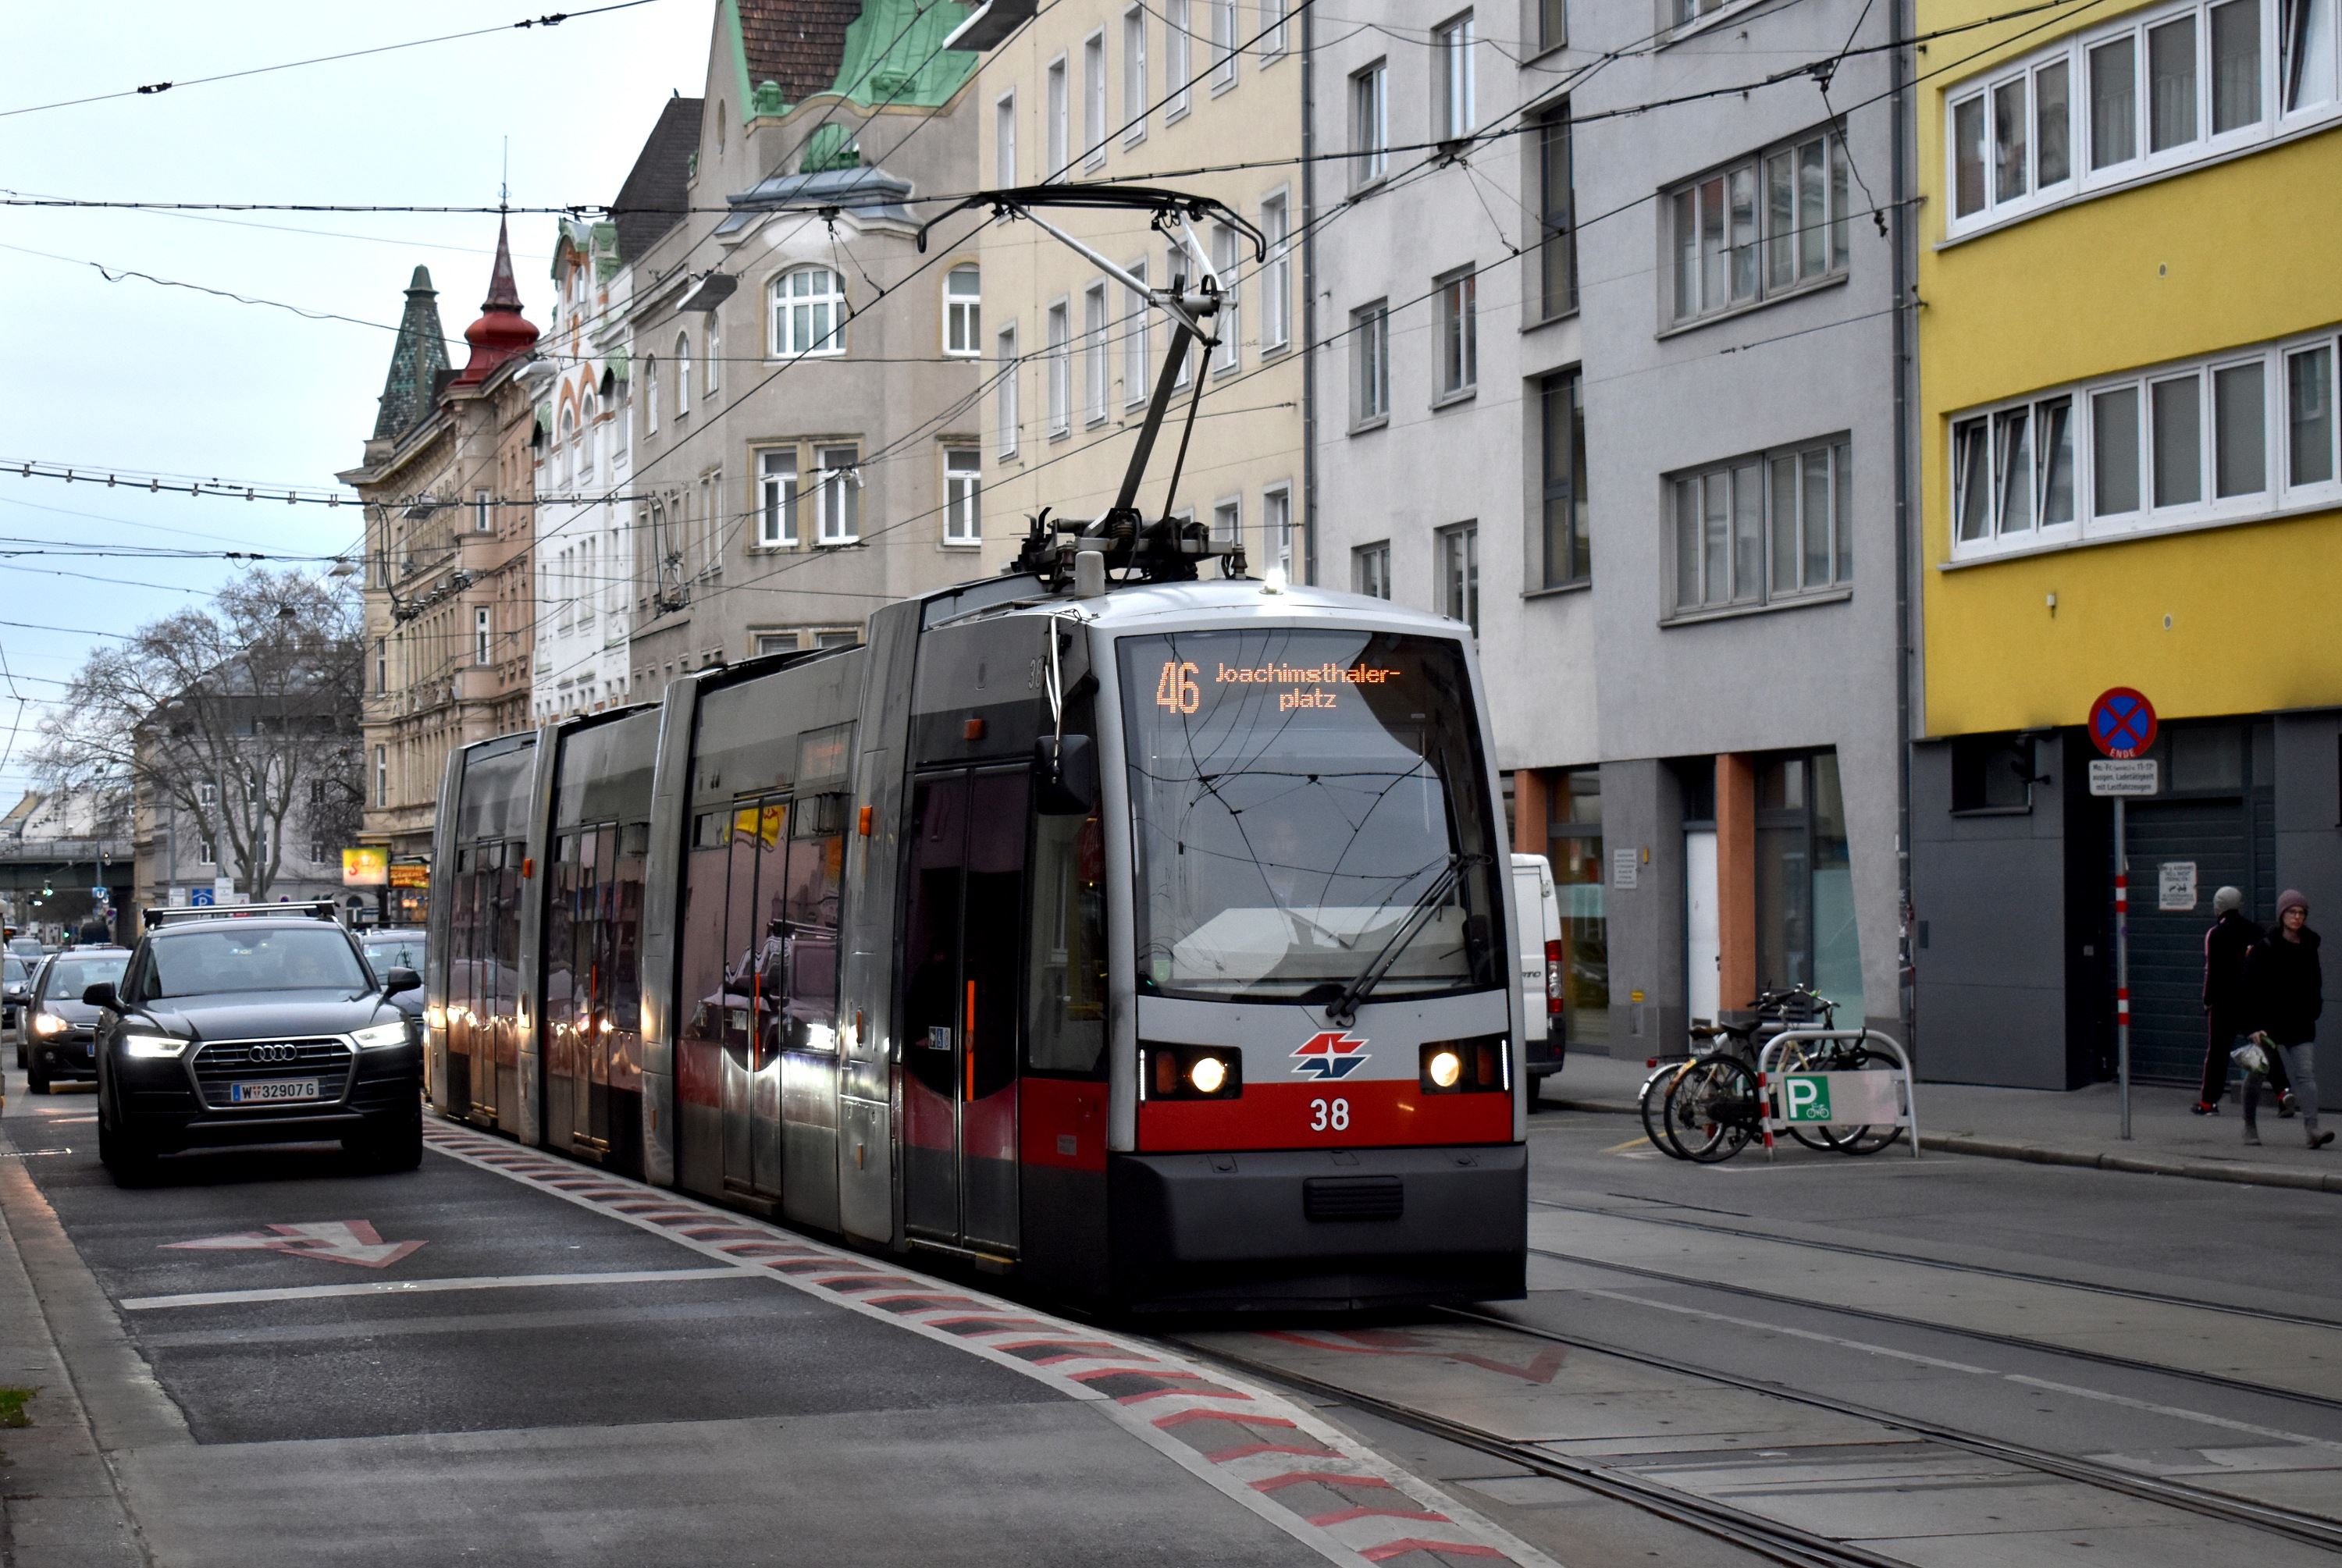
[163,1221,424,1269]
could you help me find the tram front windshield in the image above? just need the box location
[1120,627,1502,1003]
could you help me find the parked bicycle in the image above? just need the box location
[1639,988,1905,1163]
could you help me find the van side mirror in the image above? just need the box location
[83,982,121,1012]
[383,967,421,997]
[1035,734,1098,815]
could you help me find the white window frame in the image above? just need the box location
[758,447,799,548]
[1433,266,1477,403]
[475,487,493,532]
[1352,299,1390,428]
[998,323,1021,457]
[1667,438,1854,618]
[1259,0,1290,57]
[1354,541,1392,599]
[374,746,388,809]
[1440,521,1481,634]
[1666,127,1852,326]
[1165,0,1194,119]
[706,316,721,394]
[771,266,848,358]
[675,331,692,417]
[644,357,659,436]
[1211,224,1241,374]
[198,834,217,866]
[1123,260,1153,411]
[1123,6,1149,144]
[1943,0,2340,241]
[945,448,983,546]
[945,264,982,356]
[1212,496,1241,546]
[1262,483,1294,575]
[1947,325,2342,563]
[1259,191,1291,351]
[1212,0,1239,88]
[996,91,1018,186]
[1047,300,1073,436]
[1083,30,1109,167]
[1046,54,1070,177]
[475,606,493,666]
[1351,59,1389,187]
[816,446,860,546]
[1083,281,1111,425]
[1434,12,1476,139]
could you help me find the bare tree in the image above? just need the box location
[32,570,363,902]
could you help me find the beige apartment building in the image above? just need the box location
[956,0,1304,574]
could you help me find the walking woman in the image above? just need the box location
[2245,890,2333,1149]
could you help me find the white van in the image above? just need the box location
[1511,853,1566,1087]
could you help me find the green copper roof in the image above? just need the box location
[799,123,862,172]
[372,266,451,443]
[828,0,977,108]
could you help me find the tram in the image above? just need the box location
[424,190,1526,1310]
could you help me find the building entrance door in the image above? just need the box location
[1685,829,1720,1022]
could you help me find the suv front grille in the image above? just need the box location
[190,1038,354,1110]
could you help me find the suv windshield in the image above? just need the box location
[146,926,370,998]
[1119,627,1503,1003]
[44,955,126,1001]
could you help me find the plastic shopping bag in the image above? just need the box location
[2231,1039,2272,1077]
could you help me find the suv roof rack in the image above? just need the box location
[144,900,341,928]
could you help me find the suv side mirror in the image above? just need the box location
[383,967,421,997]
[83,982,121,1012]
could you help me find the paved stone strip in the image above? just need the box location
[422,1119,1557,1568]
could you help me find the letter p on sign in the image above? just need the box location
[1784,1075,1831,1123]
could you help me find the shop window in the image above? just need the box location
[1952,733,2037,811]
[1544,768,1609,1047]
[1755,751,1863,1022]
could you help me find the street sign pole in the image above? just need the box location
[2116,795,2130,1140]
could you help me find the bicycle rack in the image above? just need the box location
[1756,1029,1921,1161]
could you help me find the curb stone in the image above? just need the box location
[1543,1097,2342,1193]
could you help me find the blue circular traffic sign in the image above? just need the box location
[2089,687,2158,759]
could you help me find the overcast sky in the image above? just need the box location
[0,1,712,797]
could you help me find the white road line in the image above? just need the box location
[118,1266,749,1311]
[1564,1282,2342,1453]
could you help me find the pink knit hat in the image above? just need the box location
[2277,889,2310,919]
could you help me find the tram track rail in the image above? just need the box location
[1536,1196,2342,1332]
[1437,1304,2342,1556]
[1527,1240,2342,1416]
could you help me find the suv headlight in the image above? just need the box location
[31,1012,68,1038]
[122,1033,189,1059]
[351,1022,410,1051]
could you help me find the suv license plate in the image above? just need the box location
[230,1079,319,1104]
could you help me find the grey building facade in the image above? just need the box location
[1307,0,1910,1055]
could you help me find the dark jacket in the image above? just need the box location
[2248,928,2323,1047]
[2203,911,2261,1014]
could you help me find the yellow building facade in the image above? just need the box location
[954,0,1305,576]
[1910,0,2342,1088]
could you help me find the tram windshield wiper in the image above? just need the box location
[1315,853,1491,1028]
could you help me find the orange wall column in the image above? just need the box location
[1512,770,1548,859]
[1715,754,1757,1011]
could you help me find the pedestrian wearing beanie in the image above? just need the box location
[2195,886,2261,1114]
[2245,890,2331,1149]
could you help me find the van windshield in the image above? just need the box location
[1119,627,1503,1003]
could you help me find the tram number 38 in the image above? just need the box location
[1309,1097,1351,1132]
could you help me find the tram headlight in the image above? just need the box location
[1425,1049,1462,1090]
[1144,1045,1242,1100]
[1421,1036,1509,1093]
[1188,1055,1228,1095]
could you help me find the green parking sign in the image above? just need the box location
[1782,1075,1833,1123]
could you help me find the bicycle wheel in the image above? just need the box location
[1664,1055,1758,1164]
[1639,1061,1695,1157]
[1774,1043,1838,1154]
[1825,1046,1906,1154]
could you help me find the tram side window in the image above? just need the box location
[496,841,525,1022]
[448,846,476,1022]
[546,834,578,1037]
[783,798,845,1051]
[1027,804,1108,1076]
[678,812,732,1058]
[610,821,648,1032]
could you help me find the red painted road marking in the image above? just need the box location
[1258,1328,1566,1385]
[163,1221,423,1269]
[1361,1541,1509,1562]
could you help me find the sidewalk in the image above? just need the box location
[1541,1050,2342,1194]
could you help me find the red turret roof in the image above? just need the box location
[451,217,539,387]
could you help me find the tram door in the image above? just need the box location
[550,823,644,1156]
[723,801,792,1200]
[900,769,1030,1253]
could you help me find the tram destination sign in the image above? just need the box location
[2088,759,2159,796]
[1152,656,1405,715]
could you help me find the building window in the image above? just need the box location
[1211,224,1241,373]
[1259,193,1290,351]
[772,266,846,357]
[995,91,1017,185]
[1351,60,1389,185]
[1756,752,1863,1018]
[1539,769,1608,1045]
[1351,300,1390,427]
[1440,522,1480,634]
[374,637,386,693]
[759,448,799,546]
[198,835,217,866]
[1123,260,1152,409]
[1165,0,1193,115]
[578,396,597,481]
[1537,108,1577,319]
[1046,301,1072,436]
[674,331,692,417]
[945,265,981,355]
[1947,0,2337,238]
[1166,241,1194,387]
[1047,55,1069,176]
[1212,497,1240,546]
[1084,282,1110,425]
[1434,266,1477,402]
[473,488,493,532]
[816,446,860,544]
[374,746,388,809]
[1084,30,1108,164]
[998,324,1020,457]
[755,632,797,656]
[198,780,218,805]
[1949,327,2342,559]
[1123,7,1148,140]
[1538,0,1568,50]
[1212,0,1238,87]
[1670,439,1853,615]
[1951,734,2038,812]
[1434,12,1475,139]
[1263,484,1294,577]
[310,838,329,866]
[1354,541,1391,599]
[475,607,493,665]
[945,448,982,544]
[644,357,659,435]
[1669,128,1849,325]
[707,316,721,393]
[1261,0,1290,56]
[1540,369,1590,588]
